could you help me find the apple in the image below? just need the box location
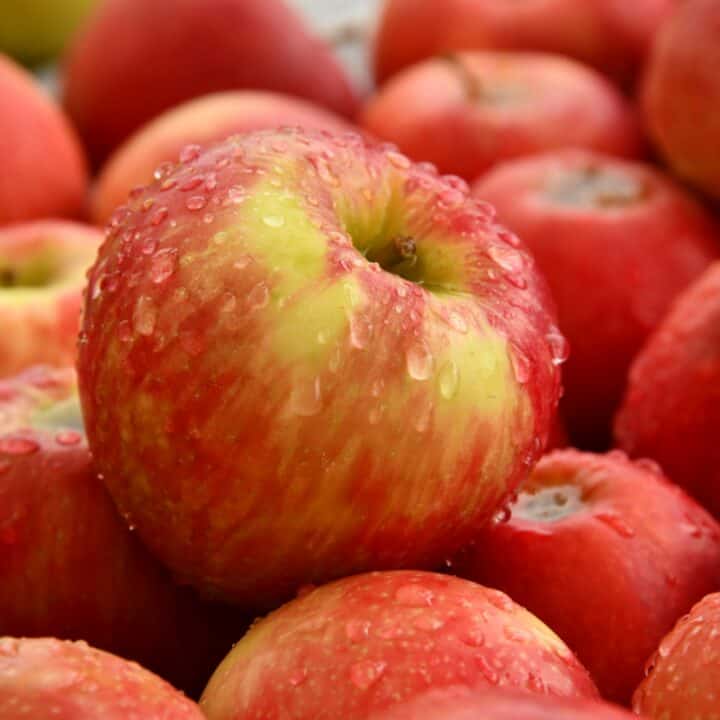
[62,0,359,166]
[0,220,102,378]
[92,91,352,225]
[452,449,720,703]
[77,127,564,608]
[0,364,246,696]
[0,55,88,224]
[473,150,719,449]
[0,0,97,66]
[373,0,676,88]
[369,688,635,720]
[642,0,720,199]
[0,637,205,719]
[615,262,720,518]
[200,571,598,720]
[361,52,642,182]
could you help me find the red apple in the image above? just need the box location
[361,52,642,182]
[77,129,564,608]
[0,55,88,224]
[92,91,352,225]
[0,365,242,696]
[0,637,205,719]
[0,220,102,378]
[452,449,720,703]
[374,0,676,87]
[642,0,720,199]
[615,262,720,518]
[370,688,635,720]
[62,0,359,165]
[633,593,720,719]
[473,150,719,448]
[200,571,598,720]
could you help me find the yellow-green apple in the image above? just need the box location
[361,52,642,182]
[642,0,720,199]
[0,0,97,66]
[370,688,636,720]
[633,593,720,719]
[473,150,719,448]
[0,365,245,696]
[200,571,598,720]
[0,637,205,719]
[374,0,676,88]
[92,91,352,225]
[452,449,720,703]
[0,221,102,378]
[615,262,720,518]
[0,55,88,224]
[77,128,564,608]
[63,0,359,166]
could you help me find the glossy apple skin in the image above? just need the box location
[77,129,563,608]
[0,365,243,697]
[374,0,675,87]
[0,637,205,720]
[633,593,720,719]
[361,53,642,182]
[0,221,102,378]
[0,56,88,224]
[452,449,720,704]
[200,571,598,720]
[642,0,720,199]
[615,262,720,518]
[92,91,352,224]
[63,0,358,165]
[473,150,719,449]
[370,687,635,720]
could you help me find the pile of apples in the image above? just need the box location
[2,0,720,718]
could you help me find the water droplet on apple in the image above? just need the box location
[349,314,372,350]
[186,195,208,211]
[395,584,434,607]
[474,655,500,685]
[133,296,157,336]
[406,342,434,381]
[179,175,204,192]
[488,245,525,274]
[349,660,386,690]
[150,252,176,284]
[461,628,485,648]
[288,669,308,687]
[150,206,169,226]
[546,329,569,367]
[179,144,202,163]
[448,312,468,333]
[413,614,445,632]
[438,361,459,399]
[247,283,270,311]
[55,430,82,447]
[387,150,411,169]
[262,215,286,229]
[510,345,531,384]
[0,437,40,456]
[153,162,175,181]
[288,377,322,417]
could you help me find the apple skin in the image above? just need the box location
[0,637,205,720]
[615,262,720,518]
[369,687,635,720]
[452,449,720,703]
[0,0,97,66]
[0,365,245,697]
[473,150,719,449]
[374,0,675,88]
[633,593,720,719]
[62,0,359,166]
[0,220,103,378]
[77,128,564,608]
[200,571,598,720]
[642,0,720,199]
[0,56,88,224]
[361,52,642,182]
[92,91,352,225]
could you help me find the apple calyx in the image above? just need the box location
[512,484,585,523]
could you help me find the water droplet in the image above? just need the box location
[55,430,82,447]
[546,329,569,367]
[150,206,168,226]
[179,144,202,163]
[160,177,178,191]
[461,628,485,648]
[448,312,468,333]
[150,252,176,284]
[288,669,308,687]
[345,620,371,643]
[288,377,322,417]
[153,162,175,181]
[413,614,445,632]
[186,195,208,211]
[510,345,531,384]
[438,361,459,399]
[474,655,499,685]
[247,283,269,311]
[262,215,286,229]
[349,660,386,690]
[406,343,434,381]
[487,590,513,612]
[596,513,635,538]
[133,296,157,336]
[0,437,39,456]
[203,213,215,224]
[395,584,434,607]
[349,314,373,350]
[488,245,525,274]
[387,150,411,169]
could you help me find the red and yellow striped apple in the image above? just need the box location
[77,128,564,608]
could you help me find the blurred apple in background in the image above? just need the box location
[62,0,359,166]
[200,571,598,720]
[473,150,719,448]
[0,0,97,67]
[92,91,352,225]
[0,637,206,720]
[0,55,88,225]
[452,449,720,703]
[362,52,642,182]
[0,221,101,378]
